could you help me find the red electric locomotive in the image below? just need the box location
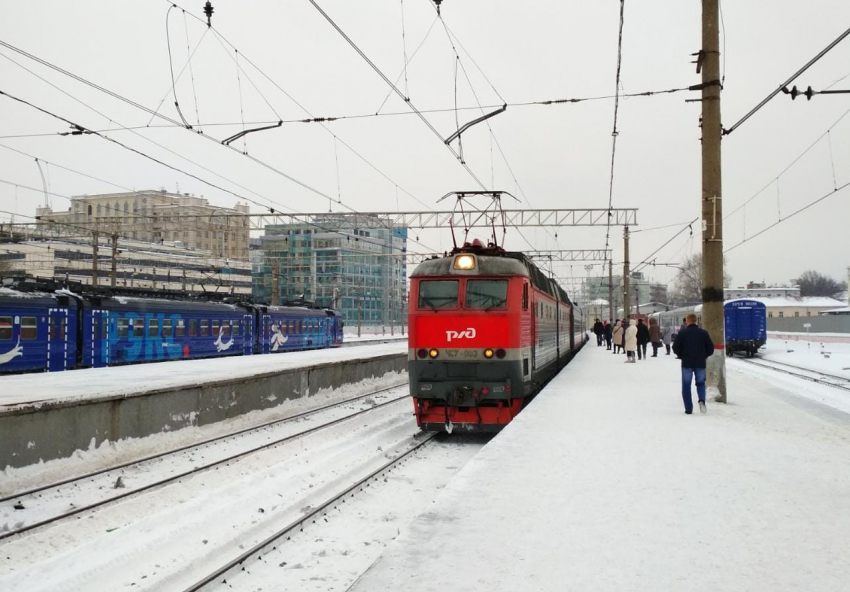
[408,240,586,432]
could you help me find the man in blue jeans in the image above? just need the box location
[672,313,715,414]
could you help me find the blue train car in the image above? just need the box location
[724,299,767,357]
[0,281,345,374]
[0,288,80,373]
[84,297,251,367]
[257,305,343,354]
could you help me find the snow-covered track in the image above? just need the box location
[0,383,409,540]
[741,358,850,392]
[181,431,438,592]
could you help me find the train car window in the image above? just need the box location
[162,319,173,337]
[0,317,12,340]
[212,320,220,336]
[222,322,230,336]
[419,280,459,309]
[465,280,508,310]
[176,319,185,337]
[21,317,37,340]
[289,320,295,333]
[522,284,528,310]
[189,319,198,337]
[201,320,209,336]
[232,321,240,337]
[118,318,129,338]
[298,321,303,333]
[280,321,287,335]
[94,318,101,340]
[148,319,159,337]
[133,319,144,338]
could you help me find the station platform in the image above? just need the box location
[352,343,850,592]
[0,341,405,410]
[0,342,406,469]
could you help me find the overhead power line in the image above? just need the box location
[604,0,627,259]
[724,24,850,136]
[725,181,850,253]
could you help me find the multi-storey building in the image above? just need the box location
[0,237,251,294]
[725,283,801,300]
[36,190,250,260]
[254,215,408,326]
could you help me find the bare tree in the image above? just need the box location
[794,270,846,298]
[668,253,731,306]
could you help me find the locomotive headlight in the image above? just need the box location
[429,349,439,358]
[453,254,476,270]
[483,348,494,359]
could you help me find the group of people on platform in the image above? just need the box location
[591,314,715,414]
[591,317,673,362]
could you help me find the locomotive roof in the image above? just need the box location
[411,251,573,304]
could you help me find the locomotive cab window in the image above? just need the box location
[418,280,459,309]
[465,279,508,310]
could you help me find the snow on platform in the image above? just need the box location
[351,345,850,592]
[0,342,405,410]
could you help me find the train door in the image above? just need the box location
[47,308,69,372]
[92,309,109,368]
[242,314,253,355]
[262,314,271,354]
[531,299,537,371]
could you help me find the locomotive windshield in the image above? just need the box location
[418,280,459,309]
[466,279,508,310]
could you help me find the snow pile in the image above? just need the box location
[351,346,850,592]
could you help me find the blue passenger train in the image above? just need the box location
[0,282,344,374]
[651,299,767,357]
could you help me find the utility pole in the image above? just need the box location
[623,226,630,320]
[110,233,118,288]
[701,0,727,402]
[608,259,614,322]
[357,293,362,338]
[91,231,99,287]
[271,258,280,306]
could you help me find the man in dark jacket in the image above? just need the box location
[636,319,650,360]
[593,319,604,346]
[604,320,613,350]
[672,313,715,414]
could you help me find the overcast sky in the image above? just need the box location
[1,0,848,292]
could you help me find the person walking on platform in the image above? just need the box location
[649,318,662,357]
[612,320,623,354]
[593,319,604,346]
[636,318,650,360]
[662,323,673,355]
[672,313,715,414]
[604,320,613,350]
[624,319,638,363]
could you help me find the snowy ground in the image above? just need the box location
[350,344,850,592]
[1,396,426,591]
[0,342,406,408]
[728,341,850,415]
[2,371,406,494]
[758,338,850,377]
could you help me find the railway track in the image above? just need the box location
[0,382,410,541]
[740,358,850,392]
[182,431,439,592]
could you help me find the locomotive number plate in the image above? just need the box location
[445,349,479,359]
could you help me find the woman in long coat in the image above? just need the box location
[624,319,638,363]
[612,321,623,354]
[662,323,674,355]
[649,317,662,357]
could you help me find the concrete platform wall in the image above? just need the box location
[0,353,406,469]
